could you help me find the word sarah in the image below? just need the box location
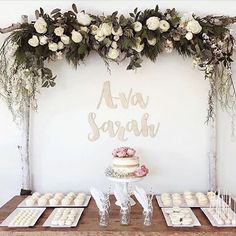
[88,112,160,142]
[96,81,149,109]
[88,81,160,141]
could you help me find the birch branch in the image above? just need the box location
[0,15,28,34]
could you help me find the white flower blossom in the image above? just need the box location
[159,20,170,32]
[39,35,48,45]
[60,35,70,44]
[34,17,47,34]
[147,38,157,46]
[133,21,142,32]
[186,19,202,34]
[54,26,64,37]
[71,30,83,43]
[114,35,120,41]
[185,32,193,40]
[111,41,118,49]
[100,23,112,36]
[146,16,160,30]
[57,41,64,50]
[77,12,92,26]
[107,48,119,59]
[80,26,88,32]
[48,42,58,51]
[28,35,39,47]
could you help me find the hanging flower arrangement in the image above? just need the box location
[0,4,235,122]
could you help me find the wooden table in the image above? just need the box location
[0,196,236,236]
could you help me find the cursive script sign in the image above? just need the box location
[88,81,160,141]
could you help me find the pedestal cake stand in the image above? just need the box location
[107,176,145,206]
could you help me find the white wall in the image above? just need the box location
[0,0,235,206]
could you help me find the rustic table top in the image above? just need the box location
[0,195,236,236]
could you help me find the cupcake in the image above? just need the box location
[67,192,76,198]
[37,197,48,205]
[74,198,84,205]
[49,198,59,206]
[61,197,71,206]
[25,197,35,206]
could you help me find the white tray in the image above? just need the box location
[43,208,84,228]
[156,194,225,208]
[201,208,236,227]
[161,208,201,227]
[18,195,91,208]
[0,208,45,227]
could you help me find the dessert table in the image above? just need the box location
[0,195,236,236]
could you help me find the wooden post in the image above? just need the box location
[208,92,218,191]
[18,97,32,195]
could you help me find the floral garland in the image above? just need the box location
[0,4,235,122]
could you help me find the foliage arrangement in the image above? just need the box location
[0,4,235,122]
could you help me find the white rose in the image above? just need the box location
[107,48,119,59]
[146,16,160,30]
[80,26,88,32]
[114,35,120,41]
[96,28,104,37]
[132,37,144,52]
[159,20,170,32]
[77,12,92,26]
[60,35,70,44]
[112,26,123,36]
[147,38,157,46]
[39,35,48,45]
[71,30,83,43]
[34,17,47,34]
[48,42,58,51]
[28,35,39,47]
[133,21,142,32]
[90,25,98,35]
[95,34,105,42]
[186,19,202,34]
[57,41,64,50]
[185,32,193,40]
[54,26,64,37]
[100,23,112,36]
[111,41,118,49]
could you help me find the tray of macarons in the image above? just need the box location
[161,207,201,227]
[156,191,219,208]
[18,192,91,208]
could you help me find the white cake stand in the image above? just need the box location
[107,176,145,206]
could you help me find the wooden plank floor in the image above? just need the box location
[0,195,236,235]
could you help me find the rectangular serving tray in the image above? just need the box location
[201,208,236,227]
[43,208,84,228]
[161,207,201,227]
[0,208,45,227]
[156,194,226,208]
